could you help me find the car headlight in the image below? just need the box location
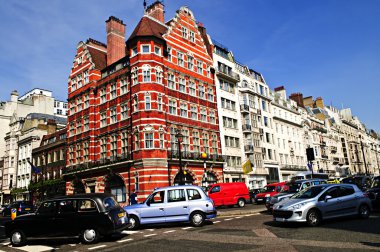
[288,202,307,210]
[265,194,270,198]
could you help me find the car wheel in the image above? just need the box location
[237,198,245,208]
[190,211,205,227]
[80,228,99,244]
[127,215,140,230]
[358,204,370,219]
[10,229,27,247]
[306,209,321,227]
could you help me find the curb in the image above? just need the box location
[217,207,267,217]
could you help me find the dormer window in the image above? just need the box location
[141,45,150,54]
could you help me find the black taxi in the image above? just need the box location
[5,193,128,246]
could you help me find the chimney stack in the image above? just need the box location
[10,90,19,102]
[146,1,165,23]
[289,93,304,108]
[315,97,325,109]
[106,16,126,66]
[47,119,57,134]
[274,86,287,100]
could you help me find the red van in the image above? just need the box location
[208,182,250,208]
[254,181,288,204]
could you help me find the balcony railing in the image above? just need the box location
[244,145,254,153]
[240,104,249,113]
[217,67,240,82]
[281,165,307,171]
[167,151,225,162]
[321,155,329,159]
[242,124,252,131]
[330,146,337,153]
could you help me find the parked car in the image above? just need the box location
[5,193,128,247]
[0,205,8,214]
[367,176,380,208]
[341,176,372,191]
[267,179,327,211]
[2,201,34,217]
[208,182,250,207]
[327,178,340,184]
[124,185,216,230]
[254,182,288,204]
[249,188,265,203]
[272,184,372,227]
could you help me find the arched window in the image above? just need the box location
[145,93,151,110]
[104,174,126,203]
[142,65,151,82]
[202,172,217,188]
[156,67,163,84]
[132,67,138,85]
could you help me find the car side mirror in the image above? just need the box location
[146,201,150,207]
[325,195,332,202]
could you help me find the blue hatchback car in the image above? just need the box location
[124,185,217,229]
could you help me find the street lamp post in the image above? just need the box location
[175,131,184,185]
[201,152,207,187]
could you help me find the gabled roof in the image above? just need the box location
[87,47,107,70]
[128,16,167,41]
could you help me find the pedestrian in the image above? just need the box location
[130,190,138,205]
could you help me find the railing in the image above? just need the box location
[240,104,249,112]
[281,165,307,171]
[217,66,240,82]
[167,151,225,162]
[244,145,254,152]
[321,155,329,159]
[330,146,337,153]
[242,124,252,131]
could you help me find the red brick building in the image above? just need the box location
[64,2,224,203]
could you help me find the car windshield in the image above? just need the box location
[371,178,380,188]
[282,183,301,193]
[291,186,327,199]
[103,197,119,211]
[264,186,275,192]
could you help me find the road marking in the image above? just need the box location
[11,245,55,251]
[224,218,233,221]
[253,228,277,238]
[163,230,176,234]
[146,229,155,231]
[245,214,254,217]
[117,238,134,243]
[235,217,242,219]
[69,244,76,247]
[182,227,193,230]
[213,221,221,223]
[88,245,106,250]
[144,234,157,237]
[1,242,9,246]
[122,230,141,235]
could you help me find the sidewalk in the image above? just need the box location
[217,204,267,216]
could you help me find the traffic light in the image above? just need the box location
[306,147,315,161]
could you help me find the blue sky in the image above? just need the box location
[0,0,379,131]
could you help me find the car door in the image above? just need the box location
[54,199,79,236]
[32,201,58,237]
[319,186,342,218]
[338,185,357,215]
[165,188,189,223]
[140,190,166,225]
[209,185,223,206]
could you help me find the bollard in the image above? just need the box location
[11,208,17,220]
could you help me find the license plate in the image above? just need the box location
[118,212,125,218]
[257,199,263,201]
[25,208,31,211]
[275,217,285,222]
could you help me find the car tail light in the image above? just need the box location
[18,207,22,212]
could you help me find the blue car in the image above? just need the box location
[124,185,217,229]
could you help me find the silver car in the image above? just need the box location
[273,184,372,226]
[124,185,217,229]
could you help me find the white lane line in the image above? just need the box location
[69,244,76,247]
[146,229,155,231]
[1,242,9,246]
[245,214,254,217]
[213,220,221,223]
[235,217,242,219]
[224,218,233,221]
[122,230,141,235]
[88,245,107,250]
[117,238,134,243]
[144,234,157,237]
[163,230,176,233]
[182,227,193,230]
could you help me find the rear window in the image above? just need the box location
[78,200,98,212]
[187,189,202,200]
[104,197,119,211]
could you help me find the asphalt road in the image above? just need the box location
[0,205,379,252]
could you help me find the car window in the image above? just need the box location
[276,186,282,192]
[149,191,165,204]
[38,201,57,215]
[301,182,311,190]
[187,189,201,200]
[210,186,220,194]
[104,197,119,210]
[58,200,77,214]
[168,189,186,203]
[78,200,98,212]
[339,186,355,197]
[292,186,327,199]
[322,187,339,200]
